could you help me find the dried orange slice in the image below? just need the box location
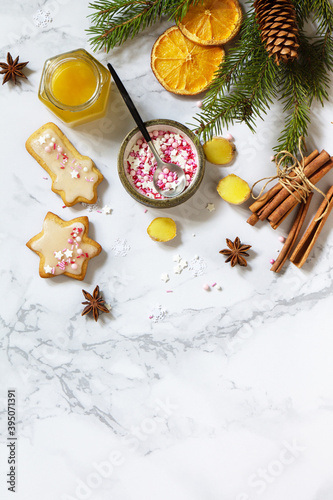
[151,26,224,95]
[178,0,242,46]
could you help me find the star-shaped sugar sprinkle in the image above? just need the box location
[129,157,140,168]
[64,249,73,258]
[161,273,170,283]
[37,135,46,145]
[179,259,188,269]
[44,265,53,274]
[71,170,79,179]
[173,254,182,263]
[143,163,151,174]
[206,203,215,212]
[54,250,63,260]
[102,205,112,215]
[174,264,183,274]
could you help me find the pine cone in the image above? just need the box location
[254,0,299,65]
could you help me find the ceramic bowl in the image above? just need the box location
[117,119,205,208]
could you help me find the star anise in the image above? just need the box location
[219,237,252,267]
[0,52,29,85]
[81,285,110,322]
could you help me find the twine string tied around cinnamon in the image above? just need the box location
[251,138,330,221]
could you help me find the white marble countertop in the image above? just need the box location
[1,1,333,499]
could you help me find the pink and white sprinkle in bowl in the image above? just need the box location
[118,119,205,208]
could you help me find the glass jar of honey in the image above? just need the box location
[38,48,111,127]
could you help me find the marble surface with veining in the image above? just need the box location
[1,1,333,499]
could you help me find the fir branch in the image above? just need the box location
[206,10,260,98]
[275,62,311,155]
[87,0,163,51]
[87,0,198,51]
[191,8,279,142]
[192,92,255,141]
[297,31,332,105]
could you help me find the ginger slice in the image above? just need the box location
[203,137,235,165]
[217,174,250,204]
[147,217,177,242]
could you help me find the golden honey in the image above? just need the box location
[38,49,111,127]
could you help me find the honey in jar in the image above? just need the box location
[38,49,111,127]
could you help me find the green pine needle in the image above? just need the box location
[87,0,198,51]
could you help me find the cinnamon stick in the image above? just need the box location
[271,206,295,230]
[290,185,333,268]
[258,150,329,221]
[270,193,313,273]
[249,149,319,213]
[247,213,260,226]
[268,157,333,228]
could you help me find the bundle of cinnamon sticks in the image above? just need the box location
[247,149,333,272]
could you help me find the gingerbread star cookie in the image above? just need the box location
[26,212,102,280]
[26,123,103,207]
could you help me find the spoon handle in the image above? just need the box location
[107,62,151,144]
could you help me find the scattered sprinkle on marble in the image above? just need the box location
[62,205,66,208]
[216,285,222,291]
[81,199,100,212]
[174,264,183,274]
[144,209,148,213]
[203,284,210,291]
[161,273,170,283]
[166,290,173,293]
[173,254,182,263]
[189,256,207,277]
[192,234,196,237]
[33,9,52,28]
[212,282,217,287]
[270,155,275,162]
[42,177,48,180]
[196,101,203,108]
[270,258,275,264]
[279,236,286,243]
[102,205,112,215]
[206,203,215,212]
[173,258,188,274]
[112,238,131,257]
[149,304,167,322]
[225,133,234,141]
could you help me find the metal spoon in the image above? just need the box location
[107,62,186,198]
